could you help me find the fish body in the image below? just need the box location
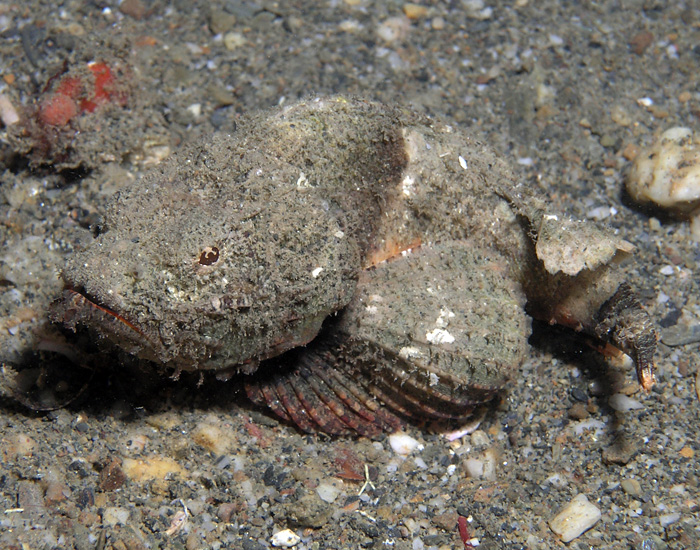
[53,97,656,435]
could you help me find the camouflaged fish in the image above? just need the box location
[51,97,656,436]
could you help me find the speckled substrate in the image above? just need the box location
[0,1,698,549]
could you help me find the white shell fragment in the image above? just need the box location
[270,529,301,548]
[535,214,628,276]
[626,127,700,240]
[608,393,644,412]
[388,432,424,455]
[0,93,20,126]
[549,493,602,543]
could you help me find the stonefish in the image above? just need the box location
[52,97,656,436]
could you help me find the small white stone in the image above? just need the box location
[187,103,201,118]
[429,372,439,386]
[549,494,602,543]
[399,346,423,360]
[389,432,424,455]
[296,172,309,187]
[659,512,681,528]
[587,205,614,220]
[463,457,484,478]
[608,393,644,411]
[316,480,343,503]
[311,267,323,278]
[223,31,246,51]
[402,174,415,196]
[270,529,301,548]
[458,155,468,170]
[376,16,410,43]
[425,328,455,344]
[549,34,564,46]
[0,93,20,126]
[103,506,130,527]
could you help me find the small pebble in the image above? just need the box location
[119,0,147,19]
[208,9,237,35]
[224,31,246,51]
[608,393,644,411]
[403,3,428,19]
[376,16,410,43]
[549,494,601,543]
[470,429,490,448]
[122,456,186,481]
[193,422,235,455]
[602,434,639,465]
[621,478,642,496]
[568,402,589,420]
[103,506,131,527]
[659,512,681,528]
[679,446,694,459]
[431,16,445,30]
[0,93,20,126]
[316,480,342,503]
[661,323,700,346]
[270,529,301,548]
[389,432,424,455]
[629,30,654,55]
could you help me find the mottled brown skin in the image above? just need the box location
[51,97,657,436]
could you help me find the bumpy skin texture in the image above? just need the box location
[53,97,656,435]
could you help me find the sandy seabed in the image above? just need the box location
[0,1,698,549]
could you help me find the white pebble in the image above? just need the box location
[316,481,342,503]
[0,93,19,126]
[414,456,428,469]
[223,31,246,51]
[187,103,202,118]
[549,494,602,543]
[572,419,606,439]
[376,16,410,43]
[659,512,681,527]
[608,393,644,411]
[463,457,484,478]
[389,432,424,455]
[586,205,615,220]
[270,529,301,548]
[549,34,564,46]
[103,506,130,527]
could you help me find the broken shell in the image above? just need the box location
[626,126,700,240]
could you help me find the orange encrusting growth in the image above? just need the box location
[38,62,126,128]
[363,237,422,268]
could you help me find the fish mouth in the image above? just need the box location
[50,287,152,356]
